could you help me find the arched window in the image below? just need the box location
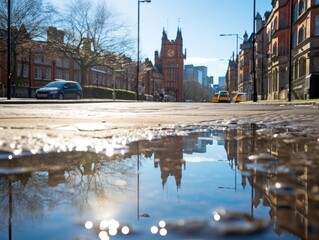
[274,68,278,92]
[298,26,306,43]
[281,40,286,55]
[274,16,278,30]
[299,58,306,77]
[315,14,319,36]
[294,60,298,79]
[273,42,278,56]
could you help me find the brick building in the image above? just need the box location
[225,0,319,100]
[154,28,186,102]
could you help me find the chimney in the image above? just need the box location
[47,27,64,43]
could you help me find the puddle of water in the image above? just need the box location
[0,124,319,240]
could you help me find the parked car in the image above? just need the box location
[35,80,83,100]
[232,92,247,103]
[217,91,230,103]
[212,93,219,103]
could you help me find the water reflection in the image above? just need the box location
[0,123,319,239]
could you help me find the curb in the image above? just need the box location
[0,98,131,104]
[241,100,319,107]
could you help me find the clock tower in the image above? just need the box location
[155,27,186,102]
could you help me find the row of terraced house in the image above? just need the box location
[226,0,319,100]
[0,24,165,99]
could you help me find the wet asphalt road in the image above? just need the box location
[0,100,318,152]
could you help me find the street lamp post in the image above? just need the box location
[220,33,243,92]
[252,0,258,102]
[288,0,293,102]
[7,0,11,100]
[137,0,151,101]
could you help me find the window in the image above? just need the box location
[34,67,42,79]
[281,13,287,28]
[293,30,297,47]
[74,62,80,70]
[280,40,286,55]
[56,69,63,79]
[273,69,278,91]
[43,68,51,80]
[280,68,287,90]
[56,58,63,67]
[44,56,51,65]
[245,71,250,81]
[64,71,69,80]
[63,59,69,68]
[294,60,298,79]
[315,14,319,36]
[299,0,305,15]
[65,82,76,89]
[35,55,42,64]
[316,0,319,5]
[299,58,306,77]
[23,64,28,78]
[272,42,278,56]
[298,26,306,43]
[274,17,278,31]
[293,3,298,23]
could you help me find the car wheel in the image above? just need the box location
[58,93,64,100]
[76,94,81,100]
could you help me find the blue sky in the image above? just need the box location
[51,0,272,82]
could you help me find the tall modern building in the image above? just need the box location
[183,64,208,86]
[218,76,226,90]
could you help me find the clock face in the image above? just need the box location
[167,48,175,57]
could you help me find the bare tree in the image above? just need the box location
[54,0,134,85]
[0,0,56,84]
[184,80,212,102]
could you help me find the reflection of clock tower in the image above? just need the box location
[155,28,186,102]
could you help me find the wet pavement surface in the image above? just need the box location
[0,101,319,239]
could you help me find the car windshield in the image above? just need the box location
[219,92,228,96]
[44,81,64,88]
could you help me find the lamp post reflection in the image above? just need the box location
[8,178,12,240]
[218,163,240,192]
[136,141,150,221]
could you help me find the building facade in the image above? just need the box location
[225,0,319,100]
[155,28,186,102]
[0,26,153,98]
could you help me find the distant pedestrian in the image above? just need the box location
[159,93,164,102]
[11,83,16,97]
[139,83,145,101]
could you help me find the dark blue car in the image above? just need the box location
[35,80,83,100]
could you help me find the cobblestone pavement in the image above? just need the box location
[0,100,318,153]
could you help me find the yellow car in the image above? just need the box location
[232,92,247,103]
[212,93,219,103]
[217,91,230,103]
